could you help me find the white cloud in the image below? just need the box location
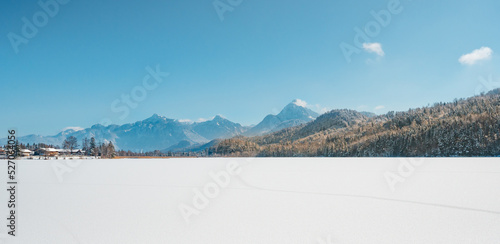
[374,105,385,110]
[177,119,192,123]
[363,42,385,56]
[62,126,84,132]
[459,47,493,65]
[293,99,308,107]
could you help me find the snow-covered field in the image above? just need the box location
[1,158,500,243]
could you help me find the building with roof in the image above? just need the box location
[19,149,33,157]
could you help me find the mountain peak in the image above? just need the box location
[213,115,226,121]
[150,113,162,119]
[144,113,169,123]
[244,100,319,137]
[279,101,319,121]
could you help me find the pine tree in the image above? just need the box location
[90,137,97,158]
[14,140,20,158]
[107,142,116,158]
[100,143,107,158]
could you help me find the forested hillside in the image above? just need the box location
[207,89,500,157]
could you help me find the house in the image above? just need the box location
[19,149,33,157]
[0,148,6,159]
[36,148,59,157]
[33,148,86,157]
[56,149,85,155]
[71,149,85,155]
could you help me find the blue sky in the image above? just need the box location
[1,0,499,136]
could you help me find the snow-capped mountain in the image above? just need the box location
[1,114,247,152]
[244,99,319,136]
[1,99,320,152]
[192,115,246,140]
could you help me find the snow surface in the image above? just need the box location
[1,158,499,243]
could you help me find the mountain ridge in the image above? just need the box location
[1,99,324,152]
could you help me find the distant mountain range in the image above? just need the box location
[0,100,325,152]
[7,90,500,157]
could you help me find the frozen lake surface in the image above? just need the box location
[1,158,500,243]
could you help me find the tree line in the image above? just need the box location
[79,137,116,158]
[206,89,500,157]
[3,136,117,158]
